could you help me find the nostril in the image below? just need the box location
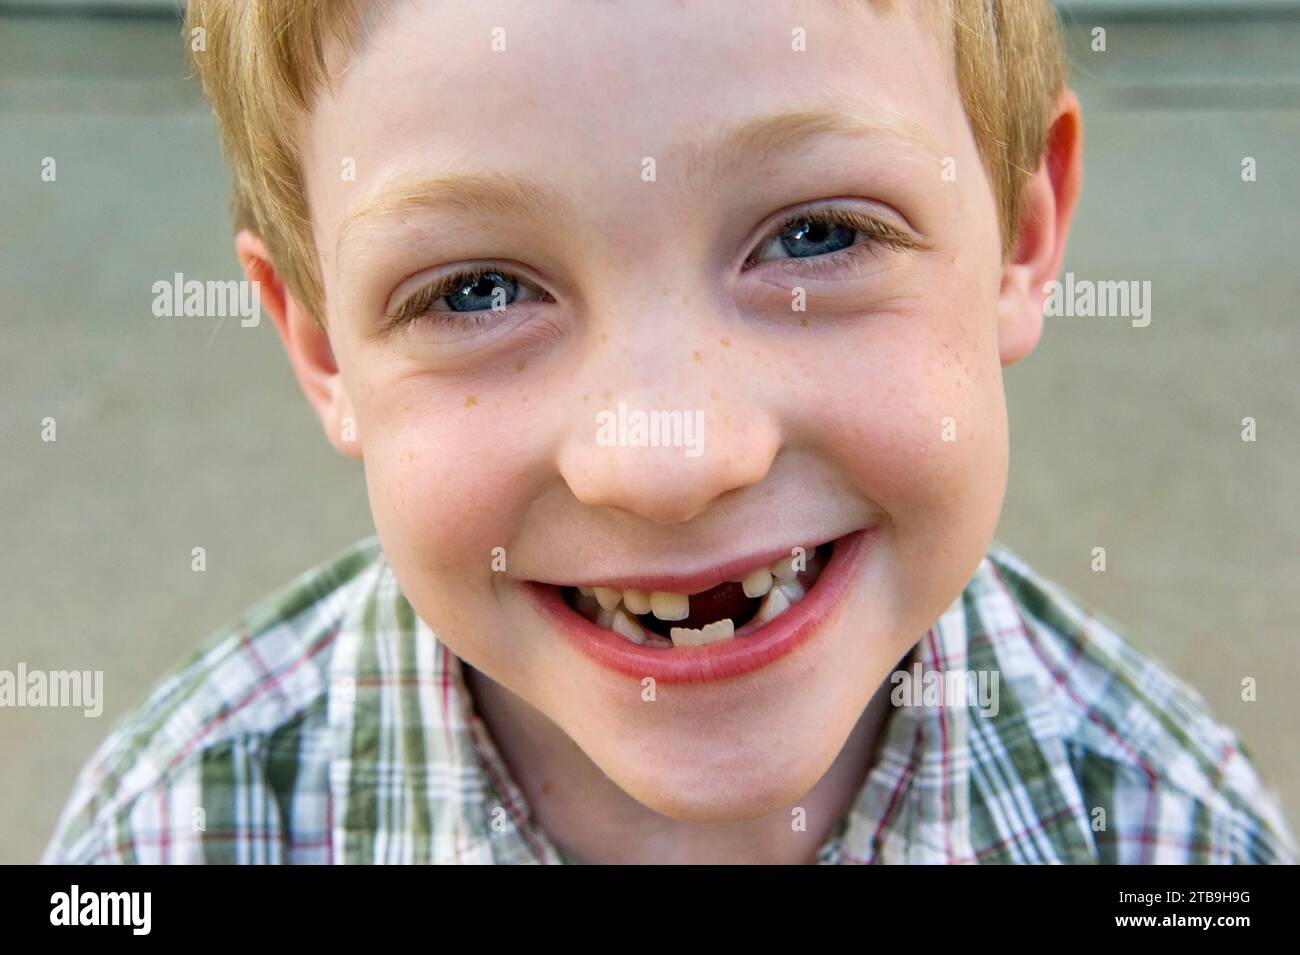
[555,410,782,528]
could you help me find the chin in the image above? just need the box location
[601,743,827,824]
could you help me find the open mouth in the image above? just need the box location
[560,542,834,649]
[529,530,870,684]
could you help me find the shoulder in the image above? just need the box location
[974,541,1296,864]
[42,537,385,864]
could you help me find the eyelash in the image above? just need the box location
[385,207,918,329]
[744,207,920,275]
[384,267,551,330]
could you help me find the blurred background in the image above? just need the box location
[2,1,1297,863]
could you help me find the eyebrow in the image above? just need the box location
[336,103,942,264]
[680,102,943,181]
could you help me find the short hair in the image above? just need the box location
[186,0,1067,325]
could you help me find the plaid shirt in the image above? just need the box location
[43,536,1296,864]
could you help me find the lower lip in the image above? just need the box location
[526,528,872,685]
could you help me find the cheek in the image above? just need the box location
[356,383,541,596]
[795,291,1009,546]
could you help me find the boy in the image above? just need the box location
[44,0,1295,864]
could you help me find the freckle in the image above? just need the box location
[583,394,590,402]
[541,781,552,796]
[719,337,731,347]
[516,359,527,372]
[765,488,775,496]
[600,332,608,343]
[464,394,478,408]
[799,318,809,327]
[602,390,612,400]
[709,388,719,401]
[693,350,702,363]
[681,295,690,305]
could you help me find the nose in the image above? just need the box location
[555,346,781,526]
[558,401,780,524]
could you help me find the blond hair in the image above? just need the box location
[186,0,1067,325]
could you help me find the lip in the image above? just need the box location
[525,528,873,685]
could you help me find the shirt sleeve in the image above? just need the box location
[43,733,305,865]
[1071,743,1298,865]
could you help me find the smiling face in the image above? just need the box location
[253,0,1078,822]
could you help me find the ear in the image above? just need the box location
[235,230,362,459]
[996,88,1084,366]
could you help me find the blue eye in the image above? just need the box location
[388,266,552,328]
[744,207,919,273]
[777,217,857,258]
[444,270,519,312]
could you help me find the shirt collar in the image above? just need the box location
[326,554,564,863]
[834,588,1098,863]
[327,546,1099,864]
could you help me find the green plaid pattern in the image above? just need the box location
[43,537,1296,864]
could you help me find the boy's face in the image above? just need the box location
[282,0,1061,821]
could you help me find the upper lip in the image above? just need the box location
[535,531,852,596]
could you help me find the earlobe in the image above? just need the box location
[996,261,1046,366]
[997,88,1084,367]
[234,230,363,460]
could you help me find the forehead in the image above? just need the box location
[307,0,959,252]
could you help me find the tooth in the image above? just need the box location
[753,585,790,625]
[649,591,689,621]
[592,586,622,611]
[623,589,651,615]
[771,554,801,580]
[578,586,595,596]
[668,626,704,647]
[780,578,807,602]
[741,566,773,598]
[701,618,734,643]
[611,607,648,644]
[669,618,734,647]
[595,607,616,629]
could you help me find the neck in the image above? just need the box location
[463,664,895,864]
